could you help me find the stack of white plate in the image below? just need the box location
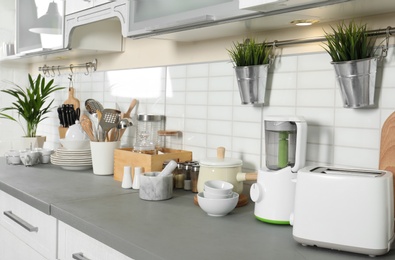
[50,147,92,171]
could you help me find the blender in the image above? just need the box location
[250,116,307,224]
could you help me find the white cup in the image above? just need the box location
[90,141,120,175]
[5,150,21,165]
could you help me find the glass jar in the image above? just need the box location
[135,114,165,152]
[174,163,185,189]
[133,131,156,155]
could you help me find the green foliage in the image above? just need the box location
[227,38,272,66]
[0,74,64,137]
[323,21,377,62]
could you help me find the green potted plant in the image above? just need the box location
[323,21,379,108]
[227,38,273,105]
[0,74,64,148]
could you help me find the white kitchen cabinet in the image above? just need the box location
[0,224,47,260]
[127,0,257,38]
[65,0,116,15]
[16,0,65,54]
[0,190,57,260]
[58,221,134,260]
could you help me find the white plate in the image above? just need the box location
[60,165,92,171]
[51,155,92,161]
[55,148,92,155]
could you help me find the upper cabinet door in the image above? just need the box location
[16,0,65,54]
[65,0,116,15]
[127,0,257,38]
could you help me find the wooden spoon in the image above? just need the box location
[80,115,95,141]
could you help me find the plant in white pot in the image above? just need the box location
[323,21,380,108]
[227,38,273,105]
[0,74,64,148]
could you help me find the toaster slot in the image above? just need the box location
[310,167,385,177]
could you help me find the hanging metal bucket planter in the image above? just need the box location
[235,64,269,105]
[332,57,378,108]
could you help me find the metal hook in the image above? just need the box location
[269,40,278,66]
[68,74,74,89]
[70,64,74,74]
[84,62,90,75]
[57,65,61,76]
[43,65,50,77]
[51,66,56,77]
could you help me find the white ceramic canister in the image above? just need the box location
[197,147,244,194]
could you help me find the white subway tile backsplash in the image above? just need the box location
[207,120,232,136]
[184,118,206,133]
[209,61,234,76]
[271,55,298,72]
[296,107,334,126]
[269,72,297,90]
[206,134,232,149]
[185,92,208,105]
[307,125,334,145]
[168,65,187,78]
[208,91,233,106]
[334,127,380,149]
[296,89,335,107]
[186,78,209,91]
[35,48,395,172]
[334,108,380,128]
[209,76,234,91]
[233,106,262,122]
[185,105,207,119]
[186,63,209,77]
[297,71,335,89]
[267,89,296,106]
[207,106,233,121]
[333,146,378,169]
[298,53,333,71]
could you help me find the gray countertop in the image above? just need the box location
[0,158,394,260]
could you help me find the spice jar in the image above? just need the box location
[183,163,192,191]
[174,163,185,189]
[191,164,200,193]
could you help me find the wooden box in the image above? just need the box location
[113,148,193,182]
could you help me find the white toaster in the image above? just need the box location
[292,166,394,257]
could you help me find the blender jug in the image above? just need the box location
[265,121,297,170]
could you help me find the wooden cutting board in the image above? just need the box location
[63,87,80,109]
[379,111,395,210]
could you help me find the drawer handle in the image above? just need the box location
[3,211,38,232]
[72,252,91,260]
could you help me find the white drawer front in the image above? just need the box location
[58,221,134,260]
[0,224,47,260]
[0,190,57,260]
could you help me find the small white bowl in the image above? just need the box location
[204,180,234,195]
[203,189,233,199]
[60,139,90,150]
[197,192,239,217]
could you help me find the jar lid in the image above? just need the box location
[199,157,242,167]
[138,114,165,122]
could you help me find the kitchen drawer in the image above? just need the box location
[0,190,57,260]
[58,221,133,260]
[0,223,47,260]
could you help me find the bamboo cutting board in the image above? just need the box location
[379,111,395,210]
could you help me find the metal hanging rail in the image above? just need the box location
[38,59,98,77]
[266,26,394,47]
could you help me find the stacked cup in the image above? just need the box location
[197,180,239,217]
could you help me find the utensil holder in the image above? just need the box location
[90,141,120,175]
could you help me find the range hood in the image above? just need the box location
[239,0,351,12]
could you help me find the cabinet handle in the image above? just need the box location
[3,211,38,232]
[72,252,91,260]
[146,15,216,32]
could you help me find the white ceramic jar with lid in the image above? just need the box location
[197,147,244,194]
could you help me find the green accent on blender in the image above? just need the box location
[255,215,290,225]
[278,131,288,168]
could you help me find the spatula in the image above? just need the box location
[99,109,121,142]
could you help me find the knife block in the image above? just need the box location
[58,127,68,139]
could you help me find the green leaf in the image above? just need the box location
[0,74,65,137]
